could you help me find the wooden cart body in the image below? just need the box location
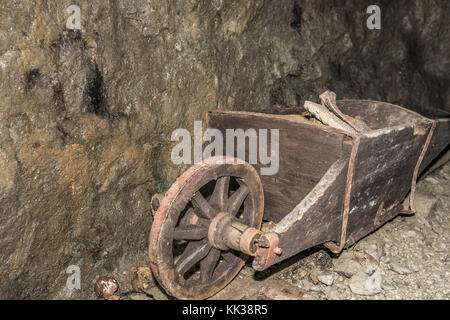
[208,99,449,264]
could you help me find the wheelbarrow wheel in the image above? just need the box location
[149,156,264,300]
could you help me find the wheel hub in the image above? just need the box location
[208,212,232,250]
[208,212,263,256]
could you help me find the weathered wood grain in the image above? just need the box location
[337,100,429,129]
[271,156,349,262]
[344,125,429,246]
[208,111,351,223]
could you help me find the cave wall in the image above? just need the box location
[0,0,448,298]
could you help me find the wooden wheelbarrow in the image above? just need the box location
[149,91,449,299]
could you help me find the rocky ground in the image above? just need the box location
[125,158,449,300]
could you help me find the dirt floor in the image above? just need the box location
[125,159,449,300]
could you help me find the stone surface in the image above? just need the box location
[317,273,334,286]
[354,241,379,262]
[0,0,448,299]
[348,270,383,296]
[210,274,315,300]
[389,259,412,275]
[309,270,319,284]
[413,193,438,219]
[333,251,379,278]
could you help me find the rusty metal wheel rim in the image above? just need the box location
[149,157,264,300]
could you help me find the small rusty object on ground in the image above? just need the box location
[94,276,119,300]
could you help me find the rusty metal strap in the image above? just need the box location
[325,135,360,254]
[405,120,437,213]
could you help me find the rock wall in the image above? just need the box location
[0,0,448,298]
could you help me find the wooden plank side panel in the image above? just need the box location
[337,100,428,130]
[272,156,349,262]
[345,126,429,246]
[208,111,348,222]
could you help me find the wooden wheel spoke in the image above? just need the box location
[214,251,240,276]
[175,240,211,276]
[227,184,249,216]
[221,251,240,263]
[209,176,230,212]
[200,248,221,283]
[191,192,216,219]
[179,208,210,228]
[173,225,208,240]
